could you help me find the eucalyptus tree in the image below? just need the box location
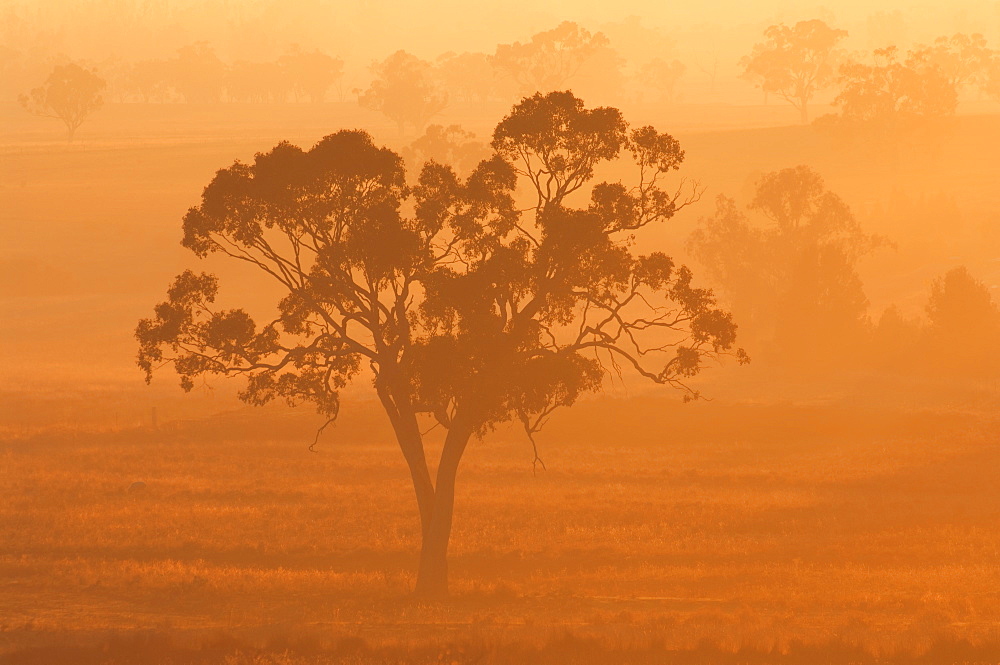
[137,91,744,597]
[20,62,105,142]
[740,19,848,123]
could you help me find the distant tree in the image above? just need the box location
[170,42,226,103]
[136,91,744,598]
[694,50,721,97]
[279,46,344,102]
[436,51,498,108]
[359,50,448,136]
[129,58,173,102]
[987,55,1000,101]
[97,55,131,103]
[740,19,848,123]
[831,46,957,132]
[689,166,880,363]
[19,62,106,141]
[492,21,609,96]
[871,304,922,371]
[925,267,1000,375]
[906,33,994,96]
[401,124,488,176]
[639,58,686,104]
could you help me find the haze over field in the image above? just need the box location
[2,1,1000,663]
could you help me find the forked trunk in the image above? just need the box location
[414,507,450,598]
[413,420,472,599]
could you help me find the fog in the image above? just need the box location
[2,0,1000,663]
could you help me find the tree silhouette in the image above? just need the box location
[170,42,226,103]
[278,46,344,102]
[401,124,488,177]
[19,62,106,142]
[359,50,447,136]
[639,58,686,105]
[689,166,879,364]
[831,46,957,132]
[987,55,1000,101]
[129,59,173,102]
[907,33,994,96]
[436,51,499,109]
[925,267,1000,376]
[136,91,744,598]
[493,22,610,96]
[740,19,847,123]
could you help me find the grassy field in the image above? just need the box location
[2,102,999,429]
[3,101,1000,662]
[2,400,999,663]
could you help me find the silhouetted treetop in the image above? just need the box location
[830,46,957,130]
[689,166,880,365]
[907,33,994,93]
[359,50,447,135]
[740,19,847,123]
[493,22,610,95]
[19,62,106,141]
[138,91,743,597]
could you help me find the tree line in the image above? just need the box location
[742,21,1000,125]
[17,19,1000,142]
[689,166,1000,381]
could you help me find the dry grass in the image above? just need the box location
[1,400,999,663]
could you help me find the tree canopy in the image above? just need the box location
[493,22,610,96]
[740,19,847,123]
[358,50,448,135]
[689,166,880,364]
[906,33,994,94]
[831,46,957,132]
[137,91,744,596]
[925,267,1000,375]
[19,62,106,141]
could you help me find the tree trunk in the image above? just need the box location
[413,420,472,599]
[799,100,809,124]
[376,383,435,536]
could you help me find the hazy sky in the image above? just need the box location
[4,0,999,64]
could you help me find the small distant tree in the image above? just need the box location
[359,50,447,136]
[493,21,609,96]
[831,46,957,132]
[136,91,744,598]
[986,55,1000,101]
[689,166,880,363]
[925,267,1000,375]
[436,51,498,108]
[19,62,106,142]
[279,46,344,102]
[170,42,226,103]
[130,59,173,102]
[740,19,848,123]
[870,304,922,371]
[639,58,686,104]
[401,124,488,176]
[907,33,994,96]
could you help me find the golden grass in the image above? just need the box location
[1,401,999,663]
